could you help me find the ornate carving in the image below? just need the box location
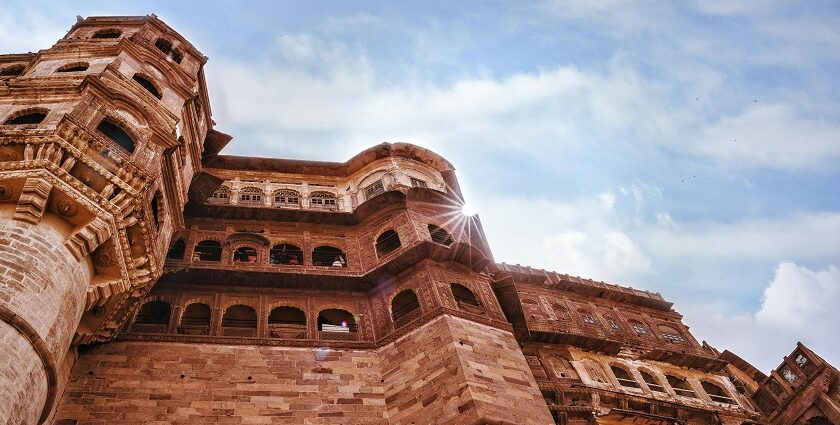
[56,196,78,217]
[0,182,12,200]
[92,244,117,268]
[13,177,53,224]
[65,216,113,260]
[0,146,19,162]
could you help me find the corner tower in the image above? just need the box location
[0,15,219,423]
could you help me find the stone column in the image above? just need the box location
[0,207,92,424]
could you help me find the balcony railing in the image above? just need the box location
[177,325,210,336]
[131,323,167,334]
[267,323,307,339]
[221,327,257,337]
[392,306,422,329]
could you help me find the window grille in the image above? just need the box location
[239,187,263,205]
[273,189,300,207]
[364,180,384,199]
[410,177,427,188]
[310,192,337,210]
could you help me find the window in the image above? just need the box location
[391,290,420,325]
[193,240,222,262]
[171,48,184,64]
[268,306,306,328]
[97,119,135,153]
[363,179,384,199]
[606,317,622,331]
[640,370,666,393]
[312,246,346,267]
[781,367,797,385]
[629,320,648,335]
[310,192,337,210]
[233,246,258,263]
[611,365,640,388]
[150,191,162,229]
[410,177,427,188]
[658,324,687,344]
[180,303,211,327]
[551,302,571,320]
[92,28,121,39]
[273,189,300,208]
[208,186,230,204]
[5,111,46,125]
[701,381,737,405]
[222,305,257,328]
[155,38,173,54]
[580,311,598,325]
[239,187,263,205]
[318,309,356,333]
[167,239,186,259]
[136,300,171,325]
[451,283,481,308]
[57,62,89,73]
[132,74,162,99]
[794,353,809,368]
[666,374,697,398]
[428,224,454,246]
[583,360,609,384]
[375,229,401,257]
[270,244,303,265]
[0,64,25,77]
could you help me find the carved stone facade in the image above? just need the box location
[0,14,837,425]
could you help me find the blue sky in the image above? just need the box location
[3,1,838,370]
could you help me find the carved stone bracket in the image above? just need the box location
[65,217,113,260]
[13,177,53,224]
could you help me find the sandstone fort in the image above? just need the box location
[0,15,837,425]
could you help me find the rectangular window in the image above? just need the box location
[364,180,385,199]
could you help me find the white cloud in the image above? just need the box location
[599,191,616,210]
[655,212,677,229]
[686,262,840,371]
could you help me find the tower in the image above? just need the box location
[0,16,215,423]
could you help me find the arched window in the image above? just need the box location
[640,370,666,393]
[451,283,481,308]
[154,38,173,54]
[658,324,687,344]
[579,310,598,325]
[0,64,24,77]
[221,305,257,336]
[166,239,186,260]
[132,74,162,99]
[239,187,264,205]
[701,381,737,405]
[273,189,300,208]
[605,316,623,331]
[583,360,609,384]
[428,224,454,246]
[92,28,121,39]
[57,62,89,73]
[666,374,697,398]
[628,320,649,336]
[180,303,211,328]
[208,186,230,204]
[312,246,346,267]
[375,229,401,257]
[233,246,258,263]
[136,300,171,325]
[611,365,640,388]
[5,111,46,125]
[391,289,421,326]
[363,179,385,199]
[318,309,356,333]
[270,244,303,265]
[551,301,571,320]
[310,191,337,210]
[97,119,135,153]
[268,306,307,339]
[193,240,222,262]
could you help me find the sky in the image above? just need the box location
[2,0,838,371]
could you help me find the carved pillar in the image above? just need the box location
[0,208,93,424]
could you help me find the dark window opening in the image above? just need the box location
[580,311,598,325]
[222,305,257,328]
[58,62,89,73]
[167,239,186,259]
[611,366,640,388]
[136,300,171,325]
[97,119,135,153]
[375,229,401,257]
[666,375,697,398]
[428,224,454,246]
[318,309,356,333]
[5,112,46,125]
[132,74,162,99]
[155,38,172,54]
[150,192,161,229]
[180,303,211,327]
[171,48,183,64]
[702,381,737,405]
[451,283,481,307]
[268,306,306,327]
[391,290,421,325]
[313,246,346,267]
[0,65,25,77]
[364,179,385,199]
[233,246,258,263]
[270,244,303,265]
[193,240,221,262]
[92,29,121,39]
[640,370,666,393]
